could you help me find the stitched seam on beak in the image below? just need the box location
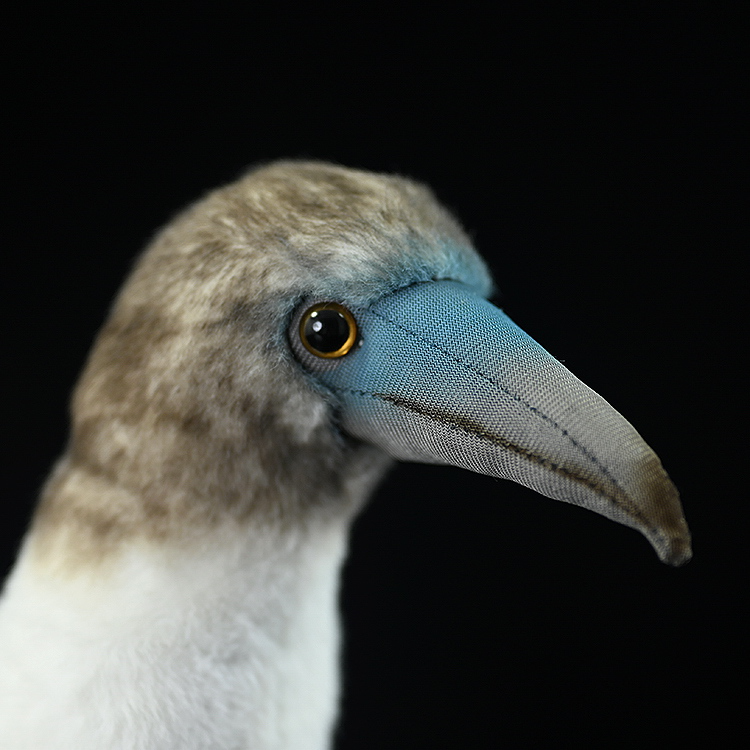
[330,384,655,532]
[365,307,629,500]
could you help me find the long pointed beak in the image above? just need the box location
[297,280,691,566]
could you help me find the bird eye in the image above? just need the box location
[299,302,358,358]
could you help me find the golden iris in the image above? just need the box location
[299,302,358,358]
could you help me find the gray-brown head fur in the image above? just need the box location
[32,161,492,565]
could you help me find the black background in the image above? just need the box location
[4,4,746,748]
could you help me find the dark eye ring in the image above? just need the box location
[299,302,358,359]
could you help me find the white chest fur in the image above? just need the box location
[0,520,348,750]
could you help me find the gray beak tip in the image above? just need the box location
[658,533,693,567]
[645,495,692,566]
[637,473,692,566]
[644,473,693,567]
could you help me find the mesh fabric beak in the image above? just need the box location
[293,280,691,566]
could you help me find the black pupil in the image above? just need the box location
[304,309,350,353]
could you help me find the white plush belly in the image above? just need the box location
[0,525,346,750]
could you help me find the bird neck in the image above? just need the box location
[2,462,377,749]
[27,409,391,572]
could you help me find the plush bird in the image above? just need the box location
[0,161,691,749]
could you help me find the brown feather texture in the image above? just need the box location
[29,161,491,574]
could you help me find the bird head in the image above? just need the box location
[62,160,690,565]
